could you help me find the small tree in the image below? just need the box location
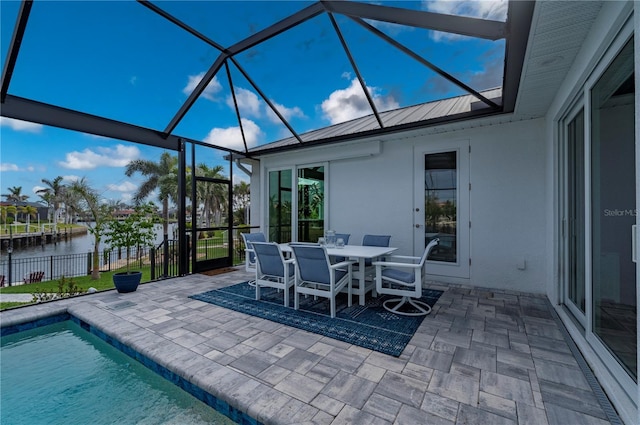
[104,203,158,274]
[69,178,110,280]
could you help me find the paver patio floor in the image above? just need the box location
[1,269,621,425]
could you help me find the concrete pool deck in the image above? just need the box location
[0,269,621,425]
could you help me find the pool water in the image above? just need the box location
[0,321,236,425]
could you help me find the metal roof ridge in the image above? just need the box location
[251,87,503,152]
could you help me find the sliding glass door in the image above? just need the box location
[267,169,292,243]
[297,166,325,243]
[564,107,586,323]
[561,36,636,385]
[590,38,636,380]
[267,164,326,243]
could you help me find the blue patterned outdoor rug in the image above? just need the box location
[190,282,443,357]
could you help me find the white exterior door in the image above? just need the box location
[414,140,470,278]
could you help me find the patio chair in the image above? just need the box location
[373,238,439,316]
[241,232,266,284]
[24,271,45,284]
[332,233,350,263]
[362,234,391,258]
[251,242,295,307]
[353,234,392,274]
[290,244,354,318]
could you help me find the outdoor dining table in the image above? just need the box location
[280,244,397,306]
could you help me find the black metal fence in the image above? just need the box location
[150,239,179,281]
[0,226,259,287]
[0,245,176,287]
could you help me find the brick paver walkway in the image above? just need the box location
[1,269,619,424]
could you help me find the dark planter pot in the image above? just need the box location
[113,271,142,293]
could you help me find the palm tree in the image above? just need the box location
[19,205,38,232]
[59,187,80,224]
[125,152,178,242]
[2,186,29,203]
[36,176,66,224]
[195,164,226,228]
[68,178,111,280]
[106,199,126,213]
[0,205,16,233]
[38,191,53,222]
[233,181,250,225]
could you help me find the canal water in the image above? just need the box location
[6,223,178,260]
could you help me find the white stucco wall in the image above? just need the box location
[467,119,546,293]
[257,117,547,294]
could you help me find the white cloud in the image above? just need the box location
[106,181,137,192]
[321,79,399,125]
[467,57,503,90]
[0,163,37,172]
[203,118,263,151]
[0,117,43,133]
[183,72,222,101]
[423,0,507,41]
[62,175,80,183]
[32,185,46,194]
[59,145,140,170]
[341,71,352,80]
[85,133,110,140]
[267,101,306,124]
[365,19,412,37]
[227,87,261,118]
[0,163,19,172]
[424,0,507,19]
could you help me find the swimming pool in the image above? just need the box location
[1,320,237,425]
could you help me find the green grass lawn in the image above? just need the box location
[0,301,30,309]
[0,266,161,311]
[0,266,156,294]
[0,223,85,235]
[0,237,244,311]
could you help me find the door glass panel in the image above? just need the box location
[268,170,292,243]
[425,152,457,262]
[591,38,636,380]
[568,109,586,314]
[297,166,325,243]
[195,180,230,264]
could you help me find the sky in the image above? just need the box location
[0,0,506,206]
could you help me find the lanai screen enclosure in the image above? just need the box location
[1,0,532,274]
[2,2,638,423]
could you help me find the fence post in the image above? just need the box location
[50,256,54,281]
[87,252,92,275]
[150,247,156,281]
[179,234,193,275]
[7,250,12,287]
[163,235,169,278]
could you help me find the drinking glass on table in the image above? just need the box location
[336,238,345,248]
[318,237,326,245]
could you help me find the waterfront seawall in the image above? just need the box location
[0,226,88,251]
